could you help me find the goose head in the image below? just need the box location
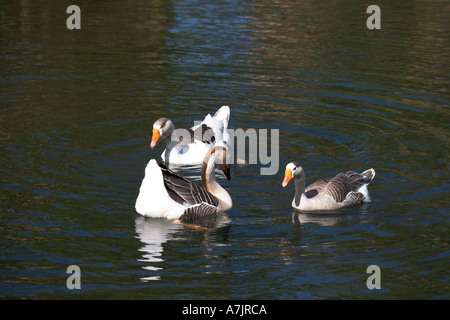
[151,118,175,148]
[282,161,303,187]
[203,146,232,181]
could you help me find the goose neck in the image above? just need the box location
[293,173,306,207]
[201,155,218,190]
[201,155,232,210]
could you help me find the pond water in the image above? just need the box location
[0,0,448,299]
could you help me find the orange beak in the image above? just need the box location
[151,129,161,148]
[282,168,293,187]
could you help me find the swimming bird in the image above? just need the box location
[150,105,230,164]
[135,146,233,221]
[282,162,375,211]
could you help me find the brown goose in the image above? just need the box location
[282,162,375,211]
[135,146,232,221]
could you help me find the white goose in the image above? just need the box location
[282,162,375,211]
[135,146,233,221]
[150,105,230,164]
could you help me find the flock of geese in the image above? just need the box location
[135,106,375,222]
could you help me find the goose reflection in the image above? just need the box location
[135,216,183,281]
[292,209,367,227]
[135,213,231,281]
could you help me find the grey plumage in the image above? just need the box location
[284,162,375,211]
[158,163,220,221]
[306,170,372,203]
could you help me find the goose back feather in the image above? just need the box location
[158,163,219,220]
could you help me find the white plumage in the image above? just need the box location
[136,146,233,221]
[151,106,231,164]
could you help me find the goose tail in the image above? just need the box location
[213,105,230,124]
[357,168,375,202]
[361,168,375,181]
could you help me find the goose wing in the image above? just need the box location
[339,191,365,207]
[305,178,328,198]
[318,171,370,205]
[158,163,219,220]
[177,123,216,146]
[181,203,218,221]
[305,173,353,203]
[190,106,230,147]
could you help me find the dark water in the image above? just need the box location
[0,0,448,299]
